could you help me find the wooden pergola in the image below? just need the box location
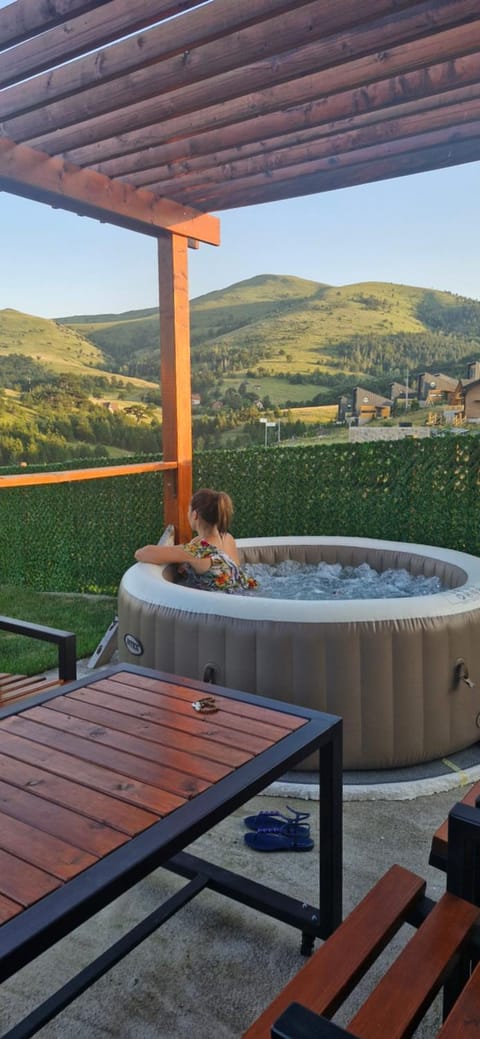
[2,0,480,540]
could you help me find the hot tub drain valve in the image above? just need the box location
[453,658,475,689]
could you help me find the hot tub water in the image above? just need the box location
[246,560,445,601]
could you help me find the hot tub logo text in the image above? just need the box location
[124,633,144,656]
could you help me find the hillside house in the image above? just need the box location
[191,394,201,406]
[417,372,459,404]
[389,381,415,408]
[462,378,480,421]
[352,387,392,424]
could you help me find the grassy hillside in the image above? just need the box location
[0,308,158,393]
[0,308,105,371]
[3,277,480,411]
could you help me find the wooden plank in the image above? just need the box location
[22,7,480,156]
[430,780,480,867]
[190,135,480,211]
[68,684,274,756]
[180,117,480,208]
[0,892,22,926]
[0,847,60,907]
[144,96,480,194]
[242,866,425,1039]
[0,0,108,49]
[0,754,158,836]
[104,72,480,182]
[103,673,306,741]
[108,672,307,733]
[47,692,255,768]
[0,0,322,103]
[76,49,480,173]
[25,704,233,784]
[349,893,480,1039]
[159,233,193,541]
[0,729,184,816]
[1,715,212,799]
[437,959,480,1037]
[0,810,97,880]
[0,459,173,489]
[0,1,204,86]
[0,779,128,856]
[0,140,220,246]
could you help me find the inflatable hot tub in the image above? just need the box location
[118,537,480,769]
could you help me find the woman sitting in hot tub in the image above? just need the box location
[135,487,257,594]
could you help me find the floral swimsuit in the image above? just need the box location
[182,539,257,594]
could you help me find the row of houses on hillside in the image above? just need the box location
[338,362,480,425]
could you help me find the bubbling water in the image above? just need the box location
[245,559,446,601]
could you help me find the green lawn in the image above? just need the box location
[0,586,116,675]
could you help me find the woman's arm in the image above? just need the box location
[135,543,211,573]
[222,533,240,564]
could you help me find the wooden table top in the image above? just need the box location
[0,668,308,928]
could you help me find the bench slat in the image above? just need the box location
[242,865,425,1039]
[349,891,480,1039]
[0,676,64,706]
[437,958,480,1037]
[430,781,480,871]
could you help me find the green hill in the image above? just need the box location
[3,276,480,408]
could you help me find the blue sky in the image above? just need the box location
[1,146,479,319]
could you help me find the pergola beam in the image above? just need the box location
[92,65,480,181]
[55,10,480,170]
[185,136,480,211]
[13,1,480,153]
[130,97,480,194]
[0,0,318,97]
[0,0,204,88]
[0,0,110,49]
[177,120,480,207]
[0,139,219,246]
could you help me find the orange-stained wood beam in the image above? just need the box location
[0,138,219,246]
[0,461,176,489]
[158,233,193,543]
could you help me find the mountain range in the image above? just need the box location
[2,275,480,407]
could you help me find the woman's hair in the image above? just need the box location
[190,488,233,534]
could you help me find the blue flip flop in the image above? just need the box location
[244,828,314,852]
[244,806,310,834]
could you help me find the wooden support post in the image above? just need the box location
[158,232,193,543]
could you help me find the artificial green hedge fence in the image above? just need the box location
[1,437,480,593]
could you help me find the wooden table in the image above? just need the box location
[0,664,342,1038]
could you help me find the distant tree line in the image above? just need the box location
[417,292,480,338]
[0,372,162,465]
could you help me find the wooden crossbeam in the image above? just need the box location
[0,139,219,245]
[176,118,480,206]
[195,136,480,211]
[134,97,480,193]
[5,0,421,145]
[0,461,176,489]
[0,0,318,99]
[0,0,109,50]
[59,7,480,170]
[93,72,480,182]
[0,1,203,87]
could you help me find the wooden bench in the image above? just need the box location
[0,615,76,707]
[242,803,480,1039]
[430,779,480,872]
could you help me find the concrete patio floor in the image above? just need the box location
[3,657,474,1037]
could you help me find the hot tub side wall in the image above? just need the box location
[117,586,480,770]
